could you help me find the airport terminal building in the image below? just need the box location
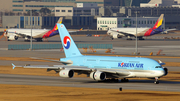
[1,0,180,29]
[0,0,104,14]
[2,16,97,29]
[55,3,99,16]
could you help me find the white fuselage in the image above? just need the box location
[6,28,50,38]
[108,27,150,37]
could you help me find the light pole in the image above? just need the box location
[135,11,139,55]
[30,9,33,51]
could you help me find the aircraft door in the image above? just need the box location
[83,58,86,63]
[106,65,111,69]
[147,66,151,70]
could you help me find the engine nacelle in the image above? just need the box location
[59,69,74,78]
[163,67,168,76]
[112,33,122,39]
[112,34,118,39]
[90,71,106,81]
[8,35,18,41]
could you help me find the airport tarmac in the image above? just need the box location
[0,33,180,92]
[0,74,180,92]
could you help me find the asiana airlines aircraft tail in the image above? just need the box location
[12,24,168,84]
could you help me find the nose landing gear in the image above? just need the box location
[154,77,159,84]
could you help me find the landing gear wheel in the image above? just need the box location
[110,78,119,82]
[36,39,42,42]
[114,79,119,82]
[154,81,159,84]
[139,38,145,40]
[127,38,132,40]
[102,79,119,83]
[121,78,129,82]
[24,40,30,42]
[154,77,159,84]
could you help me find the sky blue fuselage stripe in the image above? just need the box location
[57,24,164,71]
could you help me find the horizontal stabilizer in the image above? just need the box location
[30,57,73,64]
[158,60,165,65]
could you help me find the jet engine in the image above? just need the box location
[59,69,74,78]
[163,67,168,76]
[109,32,122,39]
[90,71,106,81]
[112,34,122,39]
[8,35,18,41]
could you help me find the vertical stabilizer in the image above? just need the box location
[144,14,164,36]
[153,14,164,29]
[42,17,63,38]
[53,17,63,31]
[57,24,82,58]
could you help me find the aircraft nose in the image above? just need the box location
[3,29,7,36]
[107,32,111,35]
[156,70,166,77]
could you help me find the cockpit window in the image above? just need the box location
[155,66,162,68]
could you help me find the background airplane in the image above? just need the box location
[106,14,176,40]
[12,23,168,84]
[2,17,74,42]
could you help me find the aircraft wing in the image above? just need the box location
[14,31,76,38]
[110,29,135,37]
[163,28,177,34]
[53,65,130,75]
[14,32,32,38]
[12,63,130,76]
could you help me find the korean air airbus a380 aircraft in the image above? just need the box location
[12,24,168,84]
[107,14,171,40]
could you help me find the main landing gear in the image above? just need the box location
[154,77,159,84]
[103,78,119,82]
[121,78,129,82]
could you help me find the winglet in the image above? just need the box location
[57,17,63,24]
[158,60,165,65]
[12,63,16,69]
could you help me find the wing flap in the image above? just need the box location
[12,63,130,76]
[15,33,31,38]
[98,69,130,76]
[110,30,135,37]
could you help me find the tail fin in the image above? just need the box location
[152,14,164,29]
[42,17,63,38]
[79,28,83,31]
[53,17,63,31]
[144,14,164,36]
[12,63,16,69]
[57,24,82,58]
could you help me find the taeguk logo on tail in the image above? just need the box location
[63,36,71,49]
